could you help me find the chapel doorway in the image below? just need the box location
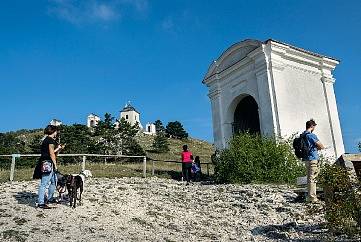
[233,95,260,134]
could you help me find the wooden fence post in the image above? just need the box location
[10,154,19,182]
[82,156,86,171]
[143,156,147,178]
[152,160,155,176]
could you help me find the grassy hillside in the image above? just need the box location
[137,133,214,162]
[0,131,215,182]
[4,129,215,162]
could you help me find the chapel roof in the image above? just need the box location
[121,102,140,114]
[50,119,62,122]
[203,38,339,83]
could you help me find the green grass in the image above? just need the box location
[0,161,214,182]
[137,134,214,162]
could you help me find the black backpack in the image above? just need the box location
[293,133,310,159]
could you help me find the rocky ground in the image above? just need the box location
[0,177,350,242]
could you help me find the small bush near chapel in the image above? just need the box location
[214,133,304,184]
[318,164,361,236]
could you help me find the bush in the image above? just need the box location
[319,163,361,235]
[214,133,304,184]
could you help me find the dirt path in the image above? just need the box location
[0,177,328,241]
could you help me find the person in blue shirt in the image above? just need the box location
[303,119,325,203]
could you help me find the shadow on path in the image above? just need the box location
[251,222,331,242]
[13,191,37,207]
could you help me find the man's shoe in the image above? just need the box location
[37,204,52,209]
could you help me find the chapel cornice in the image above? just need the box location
[267,40,339,77]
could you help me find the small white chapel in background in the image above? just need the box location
[50,119,62,126]
[144,122,157,135]
[119,102,157,135]
[87,102,157,135]
[203,39,345,159]
[87,113,100,128]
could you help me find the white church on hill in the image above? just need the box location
[87,102,156,135]
[203,39,345,159]
[87,114,100,128]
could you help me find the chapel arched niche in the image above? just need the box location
[232,95,261,134]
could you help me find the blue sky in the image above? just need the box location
[0,0,360,152]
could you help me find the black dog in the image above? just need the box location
[65,174,83,208]
[64,170,92,208]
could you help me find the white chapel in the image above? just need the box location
[86,102,156,135]
[203,39,345,159]
[87,113,100,128]
[120,102,143,130]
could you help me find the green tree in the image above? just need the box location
[93,113,117,155]
[29,134,44,154]
[94,113,115,135]
[0,132,28,169]
[113,118,144,156]
[0,133,26,154]
[59,124,95,154]
[93,114,145,156]
[152,132,169,153]
[154,120,165,133]
[58,124,97,163]
[166,121,188,139]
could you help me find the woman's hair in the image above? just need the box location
[194,156,200,162]
[44,125,58,135]
[182,145,188,151]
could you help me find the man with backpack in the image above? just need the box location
[298,119,325,203]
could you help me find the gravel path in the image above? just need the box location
[0,177,330,241]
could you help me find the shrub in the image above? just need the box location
[318,163,361,235]
[214,133,304,184]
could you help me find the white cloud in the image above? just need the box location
[92,3,118,21]
[48,0,148,25]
